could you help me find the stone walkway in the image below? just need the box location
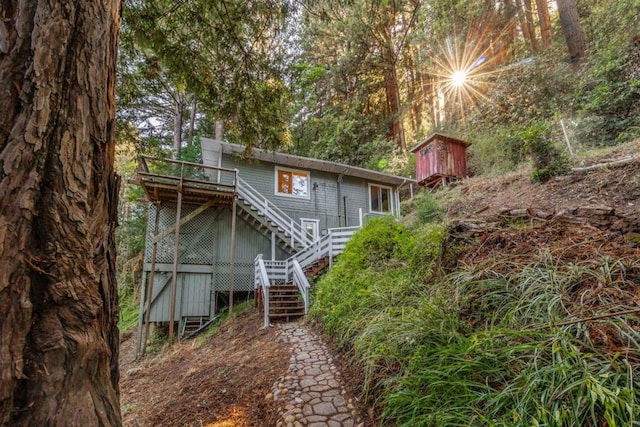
[267,322,364,427]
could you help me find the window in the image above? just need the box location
[369,184,392,214]
[275,167,310,199]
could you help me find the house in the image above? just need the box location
[410,133,471,187]
[134,138,414,354]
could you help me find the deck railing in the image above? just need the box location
[236,177,311,249]
[138,155,238,193]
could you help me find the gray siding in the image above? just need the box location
[221,153,394,231]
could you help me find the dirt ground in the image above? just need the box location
[119,310,289,427]
[445,140,640,219]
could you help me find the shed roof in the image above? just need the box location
[409,133,471,153]
[202,138,415,187]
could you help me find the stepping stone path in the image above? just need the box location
[267,321,364,427]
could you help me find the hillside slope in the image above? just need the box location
[311,142,640,425]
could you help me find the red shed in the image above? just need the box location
[410,133,471,187]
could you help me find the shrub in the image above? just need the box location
[521,122,570,182]
[413,191,443,224]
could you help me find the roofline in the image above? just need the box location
[409,132,471,152]
[203,138,416,186]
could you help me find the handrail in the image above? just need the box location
[236,176,311,248]
[285,225,360,269]
[255,226,360,325]
[254,255,271,327]
[140,155,238,175]
[291,260,310,314]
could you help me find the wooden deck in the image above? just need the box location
[137,156,238,206]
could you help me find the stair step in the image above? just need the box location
[268,312,305,319]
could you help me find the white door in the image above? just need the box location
[300,218,320,242]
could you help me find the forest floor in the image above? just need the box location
[445,139,640,219]
[119,140,640,426]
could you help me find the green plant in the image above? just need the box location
[413,191,443,224]
[520,122,570,182]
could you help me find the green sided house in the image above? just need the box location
[135,137,414,354]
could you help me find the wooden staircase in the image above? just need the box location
[304,256,330,277]
[235,199,302,254]
[268,284,305,322]
[180,316,209,338]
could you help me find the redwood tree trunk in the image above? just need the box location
[173,92,185,159]
[535,0,552,48]
[0,1,123,425]
[556,0,587,69]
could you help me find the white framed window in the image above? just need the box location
[275,166,310,199]
[368,183,393,214]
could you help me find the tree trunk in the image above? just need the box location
[535,0,552,48]
[556,0,588,70]
[385,64,407,151]
[521,0,539,53]
[172,93,185,159]
[187,95,197,145]
[215,119,225,140]
[0,1,123,425]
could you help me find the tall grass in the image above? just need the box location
[311,218,640,426]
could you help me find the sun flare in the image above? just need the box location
[451,70,468,87]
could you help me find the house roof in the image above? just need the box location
[409,132,471,153]
[202,138,415,187]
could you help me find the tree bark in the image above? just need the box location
[521,0,539,53]
[535,0,552,48]
[215,119,224,140]
[385,64,407,151]
[187,95,197,145]
[0,1,123,425]
[556,0,587,69]
[172,92,185,159]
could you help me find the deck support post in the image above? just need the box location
[229,198,238,318]
[135,271,147,357]
[168,179,184,345]
[140,202,161,356]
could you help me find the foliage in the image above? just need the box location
[575,0,640,146]
[118,285,139,332]
[311,217,446,391]
[121,0,293,151]
[520,122,570,182]
[312,218,640,425]
[411,191,443,224]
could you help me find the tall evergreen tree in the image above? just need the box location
[0,1,123,424]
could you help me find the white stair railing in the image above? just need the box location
[255,225,361,325]
[286,226,360,269]
[254,255,272,327]
[291,260,310,314]
[236,177,311,249]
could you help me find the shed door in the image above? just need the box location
[180,273,212,317]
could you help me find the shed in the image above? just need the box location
[410,133,471,187]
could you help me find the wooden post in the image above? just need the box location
[168,181,184,345]
[228,198,237,318]
[141,202,161,355]
[135,270,147,357]
[560,119,574,156]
